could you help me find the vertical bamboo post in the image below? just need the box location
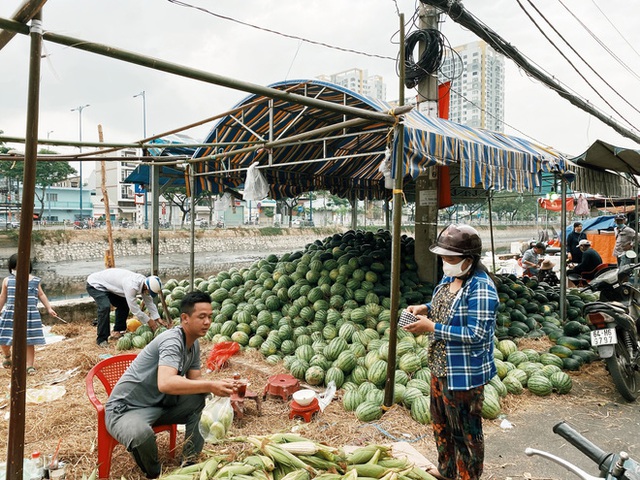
[98,124,115,268]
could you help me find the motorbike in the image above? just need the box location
[580,253,640,401]
[526,421,640,479]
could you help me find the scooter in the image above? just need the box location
[526,421,640,479]
[581,252,640,401]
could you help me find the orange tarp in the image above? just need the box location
[586,232,616,264]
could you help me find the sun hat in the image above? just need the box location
[615,214,627,221]
[540,259,554,271]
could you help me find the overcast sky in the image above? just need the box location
[1,0,639,173]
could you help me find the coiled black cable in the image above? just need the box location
[404,29,446,89]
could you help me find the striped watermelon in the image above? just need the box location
[410,396,431,424]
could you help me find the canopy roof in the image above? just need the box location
[571,140,640,193]
[193,79,564,200]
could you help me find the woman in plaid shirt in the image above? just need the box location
[404,224,498,480]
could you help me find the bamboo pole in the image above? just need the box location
[6,10,42,480]
[383,13,406,408]
[98,124,115,268]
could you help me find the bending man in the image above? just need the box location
[87,268,163,347]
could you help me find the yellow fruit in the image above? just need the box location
[126,318,142,332]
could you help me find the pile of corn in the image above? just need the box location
[158,433,437,480]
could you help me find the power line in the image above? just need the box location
[518,0,640,128]
[166,0,396,61]
[419,0,640,146]
[558,0,640,82]
[587,0,640,62]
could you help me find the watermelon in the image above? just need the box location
[410,396,431,424]
[527,375,553,396]
[550,371,573,394]
[355,401,383,422]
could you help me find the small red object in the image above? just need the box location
[263,374,300,401]
[206,341,240,371]
[289,398,320,423]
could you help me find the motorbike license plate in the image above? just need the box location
[590,328,617,346]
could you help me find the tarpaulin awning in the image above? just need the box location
[193,79,565,200]
[570,140,640,195]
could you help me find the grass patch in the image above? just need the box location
[258,227,284,236]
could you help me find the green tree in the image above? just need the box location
[162,186,210,226]
[0,148,76,219]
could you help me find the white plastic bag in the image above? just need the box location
[378,148,394,190]
[317,381,336,412]
[243,163,269,201]
[199,396,234,442]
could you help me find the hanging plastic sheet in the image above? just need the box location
[243,164,269,201]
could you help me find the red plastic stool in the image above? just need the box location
[289,398,320,422]
[263,374,300,401]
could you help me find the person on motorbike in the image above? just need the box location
[567,239,603,287]
[402,224,498,480]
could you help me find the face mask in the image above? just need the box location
[617,223,625,229]
[442,259,472,278]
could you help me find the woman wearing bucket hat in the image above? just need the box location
[537,259,559,286]
[403,224,498,480]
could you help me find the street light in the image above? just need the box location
[46,130,54,139]
[71,104,90,221]
[134,91,148,226]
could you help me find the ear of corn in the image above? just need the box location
[269,433,308,443]
[347,463,388,478]
[296,455,344,473]
[199,457,220,480]
[278,441,319,456]
[346,446,390,465]
[159,475,199,480]
[279,469,311,480]
[407,467,438,480]
[258,455,276,472]
[213,463,256,478]
[377,459,410,469]
[264,444,317,474]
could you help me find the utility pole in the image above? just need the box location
[71,103,89,221]
[134,90,148,227]
[414,3,440,283]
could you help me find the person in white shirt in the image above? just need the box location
[86,268,163,347]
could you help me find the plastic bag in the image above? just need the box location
[199,396,234,442]
[317,381,336,412]
[243,163,269,201]
[214,193,231,211]
[206,341,241,371]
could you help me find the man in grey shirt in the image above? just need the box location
[105,291,235,478]
[613,214,637,266]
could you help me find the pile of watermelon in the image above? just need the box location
[124,230,602,424]
[115,323,168,350]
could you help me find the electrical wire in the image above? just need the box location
[452,1,640,140]
[166,0,395,61]
[557,0,640,82]
[403,28,446,88]
[588,0,640,62]
[521,0,640,123]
